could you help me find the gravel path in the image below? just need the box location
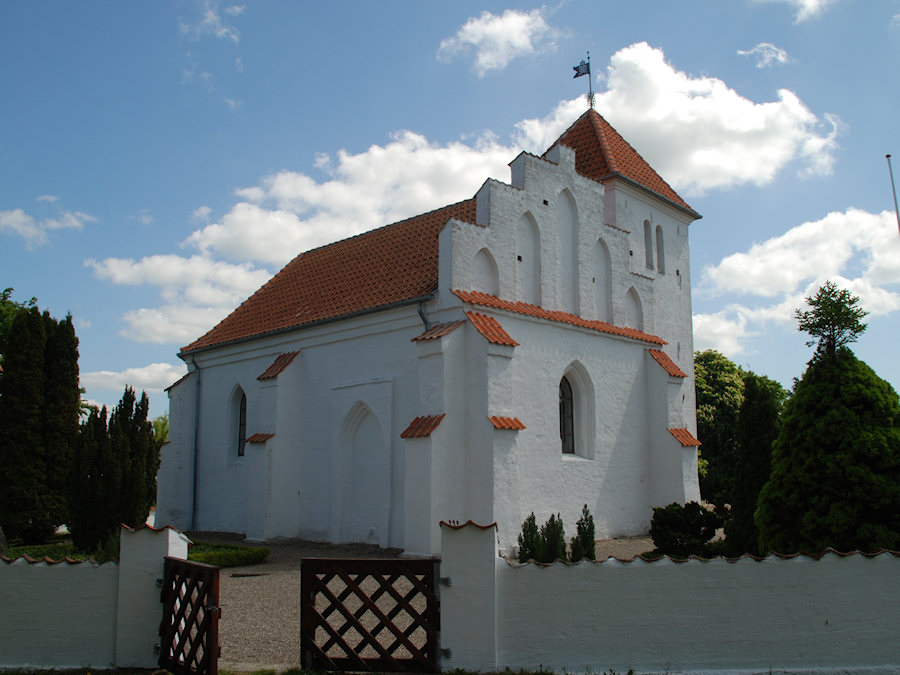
[191,532,653,672]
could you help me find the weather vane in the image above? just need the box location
[573,51,593,109]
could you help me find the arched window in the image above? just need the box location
[644,220,653,269]
[559,376,575,454]
[656,225,666,274]
[236,390,247,457]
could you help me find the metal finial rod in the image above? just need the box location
[587,51,594,109]
[888,154,900,236]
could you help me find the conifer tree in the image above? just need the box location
[69,406,118,552]
[724,373,783,556]
[756,284,900,554]
[0,308,51,542]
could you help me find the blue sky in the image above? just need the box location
[2,0,899,418]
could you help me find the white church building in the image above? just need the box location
[156,109,702,556]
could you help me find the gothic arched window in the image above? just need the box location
[559,376,575,454]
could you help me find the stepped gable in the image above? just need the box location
[182,199,477,353]
[551,109,698,218]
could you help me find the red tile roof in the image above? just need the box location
[400,414,446,439]
[454,289,666,345]
[668,428,701,447]
[411,320,466,342]
[179,110,690,354]
[257,351,299,380]
[181,200,477,354]
[553,109,698,218]
[648,349,688,378]
[466,311,519,346]
[488,415,526,430]
[246,432,275,444]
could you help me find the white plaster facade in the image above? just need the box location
[156,110,701,555]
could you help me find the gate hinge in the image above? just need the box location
[439,576,452,587]
[440,647,452,659]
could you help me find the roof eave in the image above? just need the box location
[179,291,437,359]
[601,172,701,221]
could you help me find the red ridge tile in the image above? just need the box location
[257,351,300,380]
[400,413,446,439]
[668,427,701,447]
[488,415,526,430]
[648,349,688,378]
[466,311,519,346]
[411,320,466,342]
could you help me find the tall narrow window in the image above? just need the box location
[644,220,653,269]
[559,376,575,454]
[237,391,247,457]
[656,225,666,274]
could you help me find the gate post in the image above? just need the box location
[115,525,190,667]
[438,521,498,672]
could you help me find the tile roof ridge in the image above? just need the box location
[292,197,479,260]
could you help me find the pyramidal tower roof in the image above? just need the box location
[551,108,698,218]
[180,111,695,355]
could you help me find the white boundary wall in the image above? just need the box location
[0,525,189,669]
[440,523,900,674]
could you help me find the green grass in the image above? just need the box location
[188,542,270,567]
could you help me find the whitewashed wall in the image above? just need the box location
[157,133,700,557]
[0,526,189,669]
[440,523,900,675]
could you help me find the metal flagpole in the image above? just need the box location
[887,154,900,236]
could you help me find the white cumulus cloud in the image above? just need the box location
[85,254,271,343]
[751,0,840,22]
[437,8,560,77]
[513,42,838,195]
[81,362,188,394]
[738,42,790,68]
[695,208,900,355]
[186,130,515,265]
[1,206,96,247]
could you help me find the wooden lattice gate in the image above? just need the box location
[300,557,441,672]
[159,556,221,675]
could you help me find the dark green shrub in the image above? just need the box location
[537,513,566,563]
[650,501,723,558]
[517,513,539,563]
[569,504,596,562]
[517,512,567,563]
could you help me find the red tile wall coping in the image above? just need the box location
[466,311,519,346]
[668,427,701,447]
[400,413,446,439]
[246,432,275,444]
[648,348,688,377]
[257,351,300,380]
[453,289,666,345]
[439,520,498,530]
[411,319,466,342]
[488,415,526,430]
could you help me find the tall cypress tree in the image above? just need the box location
[41,312,79,529]
[69,406,118,552]
[724,373,783,556]
[0,307,51,542]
